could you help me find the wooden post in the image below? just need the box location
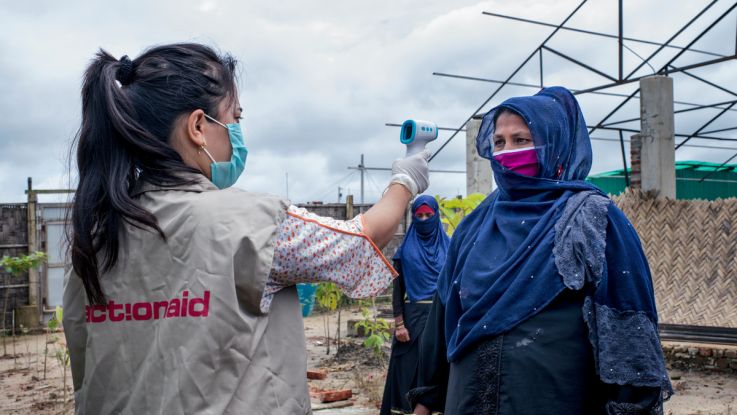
[15,177,41,328]
[26,178,38,308]
[345,195,354,220]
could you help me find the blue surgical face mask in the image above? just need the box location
[201,113,248,189]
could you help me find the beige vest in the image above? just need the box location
[63,175,311,414]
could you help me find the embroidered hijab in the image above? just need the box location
[437,87,672,397]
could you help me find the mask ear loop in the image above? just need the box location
[199,139,217,163]
[200,113,229,164]
[204,113,228,129]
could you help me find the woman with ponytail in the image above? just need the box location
[63,43,430,414]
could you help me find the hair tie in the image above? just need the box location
[117,55,135,86]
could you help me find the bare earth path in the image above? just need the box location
[1,311,734,414]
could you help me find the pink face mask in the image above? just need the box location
[493,147,540,177]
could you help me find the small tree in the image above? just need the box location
[315,282,343,355]
[0,251,47,356]
[353,299,391,364]
[436,193,486,235]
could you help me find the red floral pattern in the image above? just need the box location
[261,205,396,312]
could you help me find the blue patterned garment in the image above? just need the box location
[394,195,450,301]
[437,87,672,398]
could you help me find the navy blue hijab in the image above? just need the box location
[437,87,671,399]
[393,195,450,301]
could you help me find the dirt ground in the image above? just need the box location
[303,306,737,415]
[1,308,735,414]
[0,331,73,415]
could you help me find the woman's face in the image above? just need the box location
[492,112,534,153]
[415,211,435,221]
[174,96,242,180]
[200,98,243,163]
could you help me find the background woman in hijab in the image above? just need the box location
[409,87,672,415]
[381,195,450,415]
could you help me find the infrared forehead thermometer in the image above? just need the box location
[400,119,438,156]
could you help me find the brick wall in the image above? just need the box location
[0,204,29,332]
[663,342,737,374]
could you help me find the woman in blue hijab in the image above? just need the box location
[409,87,672,415]
[381,195,450,415]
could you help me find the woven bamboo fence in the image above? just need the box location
[612,189,737,328]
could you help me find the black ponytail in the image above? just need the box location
[71,43,237,305]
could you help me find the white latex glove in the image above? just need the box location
[389,149,430,197]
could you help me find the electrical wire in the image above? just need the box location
[306,170,357,202]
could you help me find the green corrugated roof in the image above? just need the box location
[586,161,737,200]
[588,161,737,177]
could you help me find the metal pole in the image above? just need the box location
[429,0,589,161]
[431,72,737,112]
[590,135,737,151]
[701,125,737,135]
[625,0,721,79]
[481,10,724,58]
[575,54,737,95]
[360,154,365,204]
[618,0,623,81]
[619,129,630,187]
[698,152,737,183]
[539,49,544,87]
[676,102,737,149]
[602,98,737,127]
[542,46,616,81]
[588,125,737,143]
[679,69,737,98]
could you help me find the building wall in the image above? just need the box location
[0,204,29,331]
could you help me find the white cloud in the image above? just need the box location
[0,0,735,204]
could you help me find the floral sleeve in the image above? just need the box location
[261,205,397,312]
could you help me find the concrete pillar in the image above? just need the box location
[466,115,493,195]
[639,76,676,199]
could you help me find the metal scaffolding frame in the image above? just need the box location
[417,0,737,180]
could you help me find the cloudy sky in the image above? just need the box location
[1,0,735,204]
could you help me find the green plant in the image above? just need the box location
[44,305,62,380]
[0,251,47,357]
[436,193,486,235]
[51,306,71,407]
[315,282,343,355]
[353,305,391,361]
[20,324,31,370]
